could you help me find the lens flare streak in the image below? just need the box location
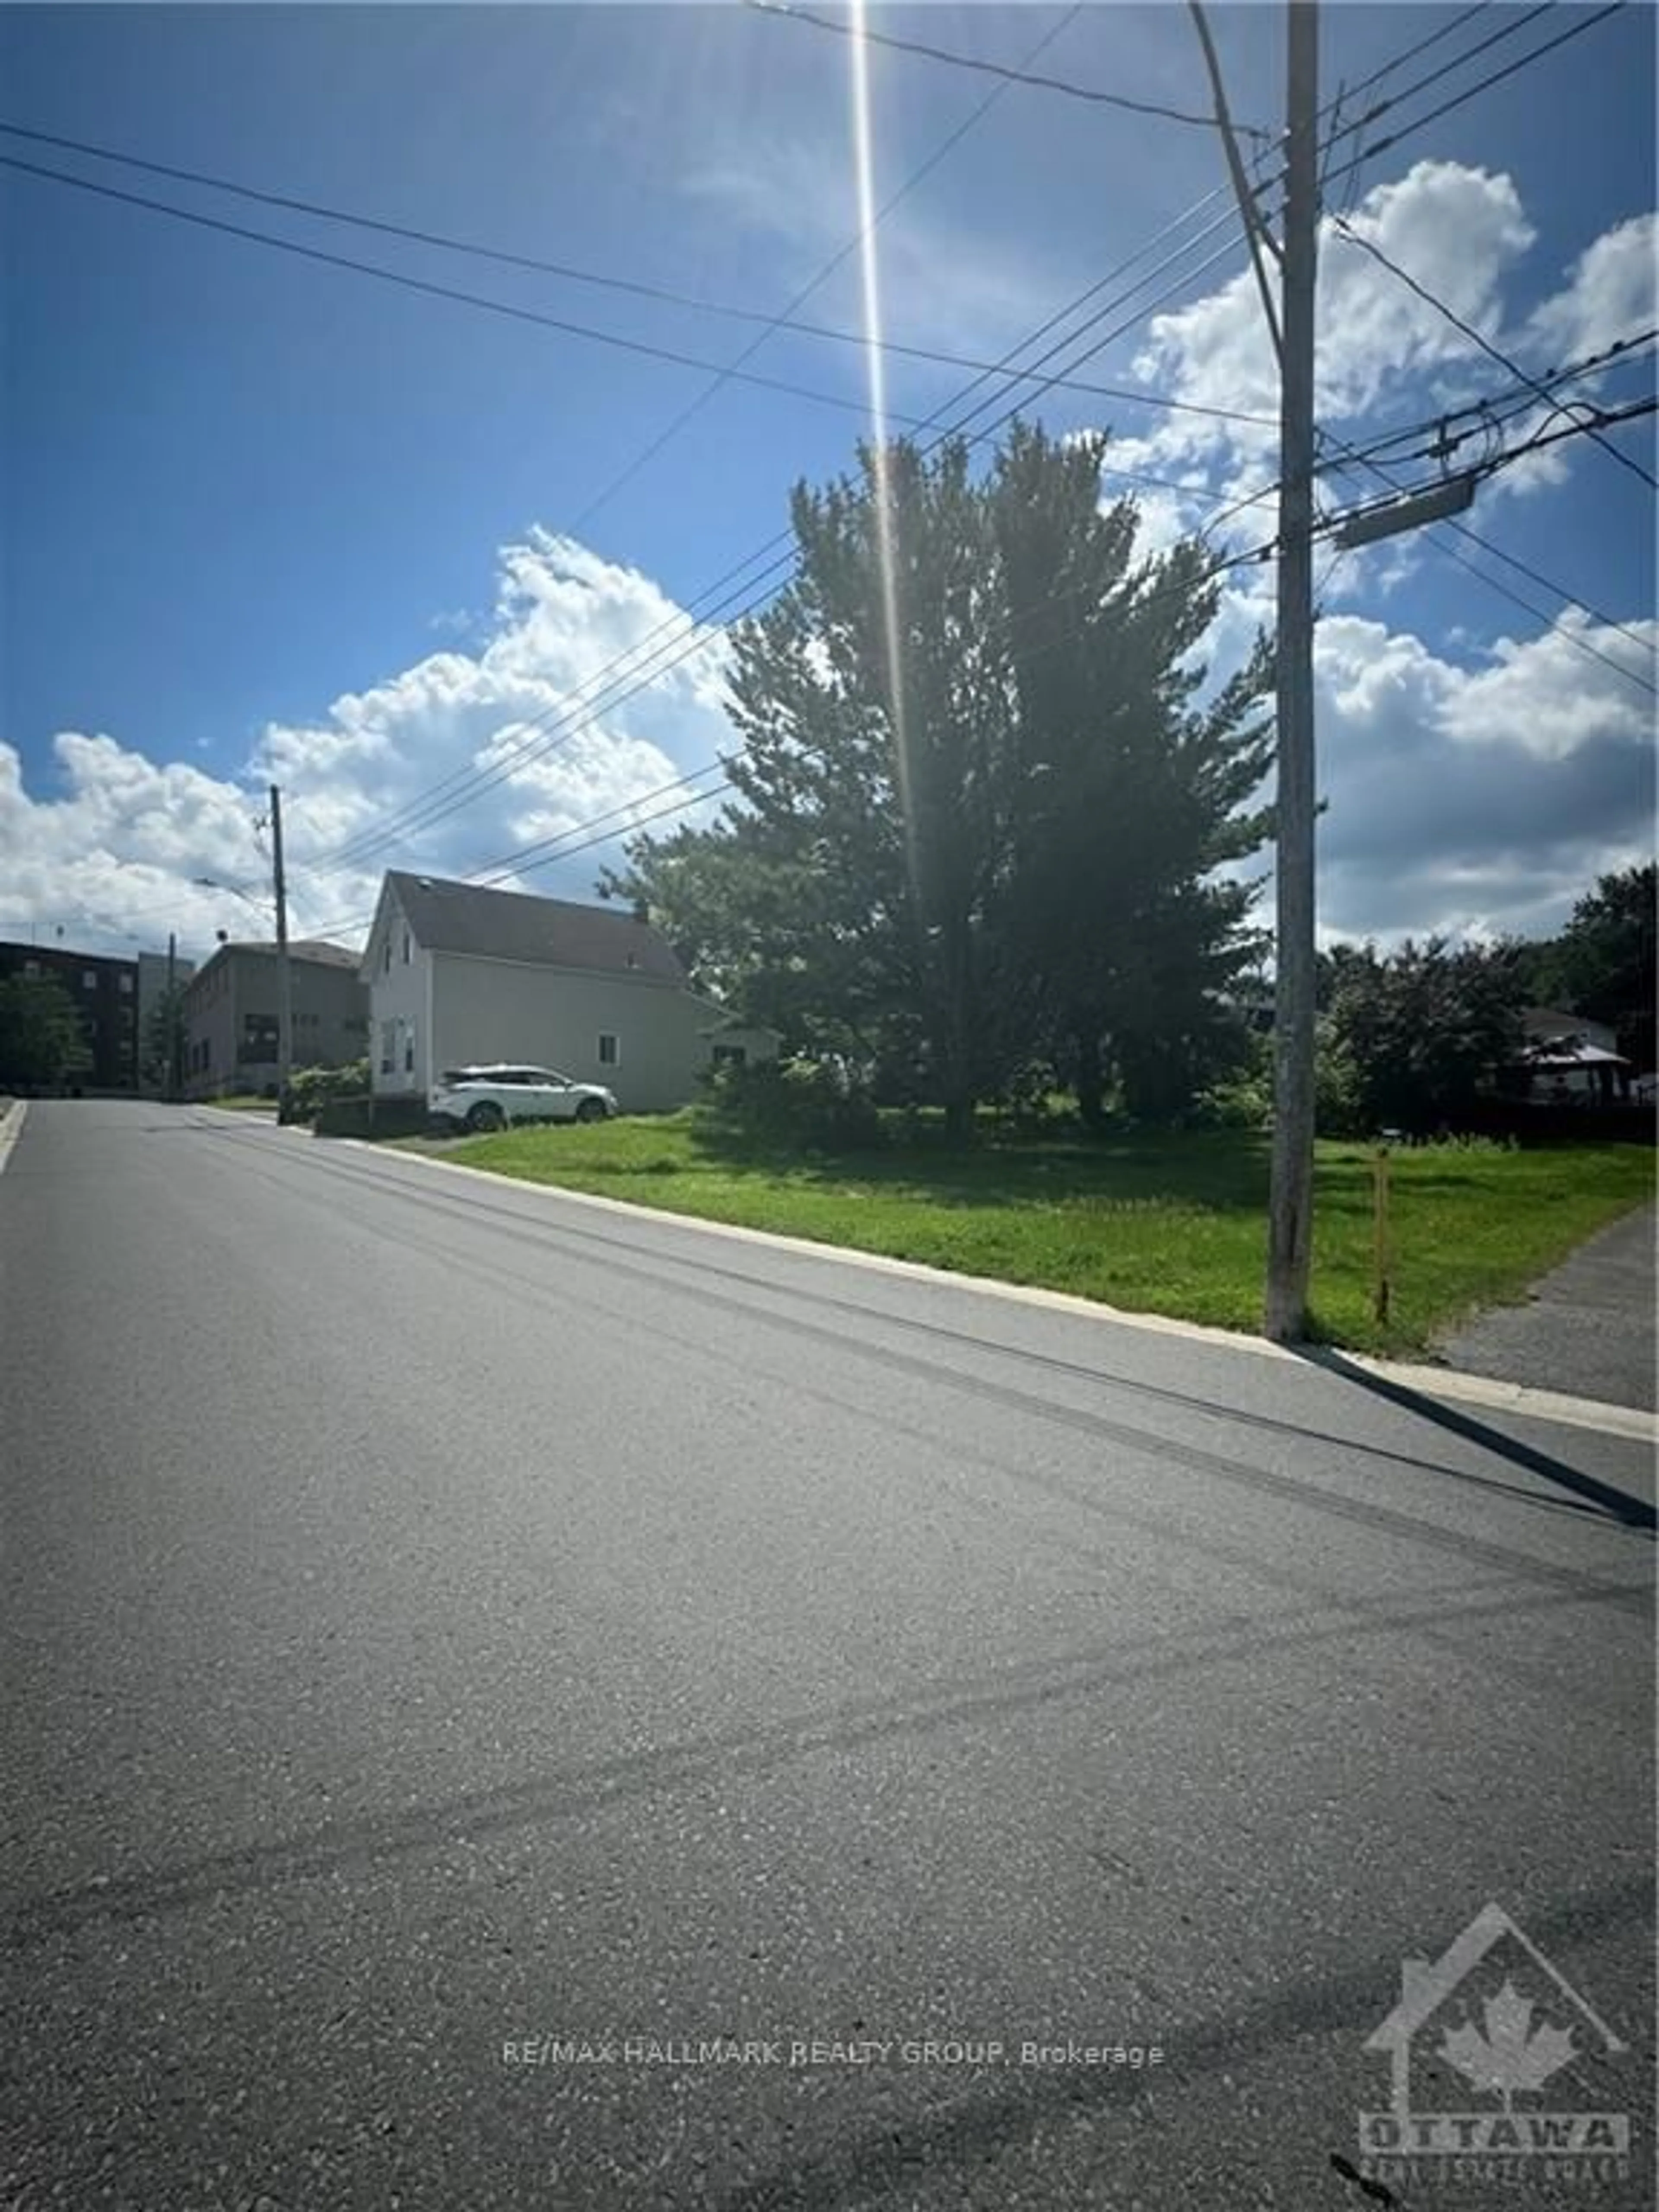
[848,0,923,920]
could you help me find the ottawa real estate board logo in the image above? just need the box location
[1358,1903,1634,2188]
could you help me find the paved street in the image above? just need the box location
[1436,1203,1657,1415]
[2,1100,1653,2212]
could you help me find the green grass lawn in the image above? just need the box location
[391,1112,1654,1354]
[201,1094,277,1113]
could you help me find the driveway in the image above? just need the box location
[1436,1202,1656,1413]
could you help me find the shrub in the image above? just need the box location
[993,1059,1063,1132]
[1192,1068,1273,1131]
[698,1055,884,1152]
[287,1059,371,1123]
[1314,1024,1367,1139]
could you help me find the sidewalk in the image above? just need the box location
[1434,1202,1657,1413]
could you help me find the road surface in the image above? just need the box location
[2,1100,1653,2211]
[1436,1202,1657,1415]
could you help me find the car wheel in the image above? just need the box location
[465,1100,506,1133]
[575,1096,608,1124]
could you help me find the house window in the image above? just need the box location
[22,960,39,979]
[712,1043,747,1069]
[383,938,392,974]
[118,974,134,995]
[83,971,98,990]
[402,928,411,964]
[598,1033,619,1067]
[404,1024,416,1074]
[379,1020,396,1076]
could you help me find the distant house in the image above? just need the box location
[361,872,774,1113]
[1509,1006,1630,1104]
[182,939,369,1099]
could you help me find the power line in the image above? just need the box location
[567,3,1089,531]
[0,151,962,429]
[8,140,1277,480]
[1318,410,1657,698]
[65,1,1609,898]
[1321,2,1625,197]
[29,0,1529,888]
[307,184,1262,872]
[1332,213,1659,493]
[1340,0,1496,105]
[0,113,1274,432]
[1315,329,1659,478]
[270,386,1659,924]
[301,511,1289,937]
[743,0,1268,136]
[1320,0,1553,161]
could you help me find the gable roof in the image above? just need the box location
[385,872,685,985]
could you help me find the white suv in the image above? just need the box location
[429,1064,619,1133]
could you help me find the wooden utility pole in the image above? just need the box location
[165,930,180,1100]
[269,784,294,1118]
[1264,0,1320,1342]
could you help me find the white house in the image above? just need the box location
[361,872,774,1113]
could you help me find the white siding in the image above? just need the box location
[431,955,735,1112]
[365,894,430,1096]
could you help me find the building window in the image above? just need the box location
[379,1020,395,1076]
[118,973,134,995]
[83,970,98,990]
[383,938,392,974]
[598,1033,619,1067]
[240,1014,279,1065]
[401,928,411,965]
[712,1043,747,1069]
[404,1025,416,1074]
[22,960,39,979]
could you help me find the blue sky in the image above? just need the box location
[0,2,1653,960]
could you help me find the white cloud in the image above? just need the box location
[1310,607,1655,940]
[1527,213,1658,365]
[1120,162,1653,526]
[3,522,1647,973]
[0,534,737,960]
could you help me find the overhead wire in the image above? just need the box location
[1320,1,1625,198]
[741,0,1269,136]
[423,395,1659,918]
[0,105,1276,431]
[305,179,1262,873]
[1331,216,1658,492]
[37,0,1633,922]
[303,0,1630,884]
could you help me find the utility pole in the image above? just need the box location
[166,930,180,1101]
[1264,0,1320,1343]
[269,783,294,1120]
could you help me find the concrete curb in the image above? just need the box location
[340,1136,1658,1446]
[0,1096,27,1176]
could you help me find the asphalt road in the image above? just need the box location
[2,1100,1653,2212]
[1435,1204,1657,1415]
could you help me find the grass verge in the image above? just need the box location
[389,1113,1653,1355]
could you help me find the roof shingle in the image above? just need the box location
[385,873,685,985]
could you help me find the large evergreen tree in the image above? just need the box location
[608,427,1275,1134]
